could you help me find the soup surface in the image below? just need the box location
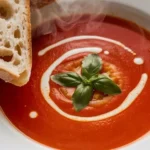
[0,16,150,150]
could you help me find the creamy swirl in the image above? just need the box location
[38,35,136,56]
[39,39,148,122]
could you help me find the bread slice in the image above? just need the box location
[0,0,32,86]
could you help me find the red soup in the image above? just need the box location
[0,16,150,150]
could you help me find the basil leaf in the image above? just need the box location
[51,72,82,87]
[72,84,93,111]
[82,54,102,79]
[89,75,99,82]
[93,75,121,95]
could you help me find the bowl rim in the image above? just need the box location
[1,1,150,150]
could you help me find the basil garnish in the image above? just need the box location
[72,84,93,111]
[51,72,82,87]
[51,53,122,111]
[93,75,121,95]
[82,54,102,79]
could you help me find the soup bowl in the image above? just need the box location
[0,0,150,150]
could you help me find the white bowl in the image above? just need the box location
[1,0,150,150]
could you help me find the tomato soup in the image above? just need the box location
[1,16,150,150]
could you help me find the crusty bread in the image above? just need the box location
[0,0,32,86]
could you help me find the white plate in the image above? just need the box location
[0,0,150,149]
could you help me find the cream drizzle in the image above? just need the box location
[134,57,144,65]
[29,111,38,119]
[104,50,109,55]
[38,35,136,56]
[40,47,148,122]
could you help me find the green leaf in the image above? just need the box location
[93,75,121,95]
[82,54,102,79]
[72,84,93,111]
[89,75,99,82]
[51,72,82,87]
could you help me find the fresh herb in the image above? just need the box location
[93,75,121,95]
[82,54,102,79]
[51,54,121,111]
[51,72,82,87]
[72,84,93,111]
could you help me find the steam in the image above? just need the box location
[31,0,110,38]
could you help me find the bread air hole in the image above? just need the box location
[4,41,11,48]
[0,49,13,62]
[0,1,13,19]
[7,24,11,29]
[14,29,21,38]
[0,53,13,62]
[19,41,24,48]
[14,0,19,4]
[13,58,20,66]
[15,8,19,13]
[15,44,21,55]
